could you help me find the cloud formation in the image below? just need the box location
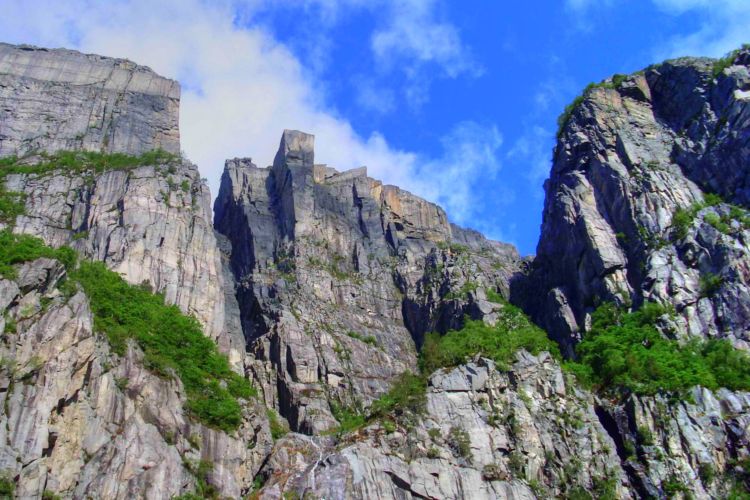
[0,0,498,230]
[566,0,749,58]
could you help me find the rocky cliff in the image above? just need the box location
[1,41,750,499]
[0,43,180,157]
[214,129,522,434]
[513,47,750,356]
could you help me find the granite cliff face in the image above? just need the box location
[514,47,750,356]
[0,43,180,157]
[214,130,522,434]
[2,41,750,499]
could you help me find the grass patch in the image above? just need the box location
[266,409,288,440]
[566,302,750,395]
[485,288,504,304]
[420,301,560,373]
[0,149,179,178]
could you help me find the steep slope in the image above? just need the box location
[513,46,750,355]
[0,43,244,365]
[0,43,180,157]
[214,130,523,433]
[0,255,271,499]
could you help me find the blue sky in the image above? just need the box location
[1,0,748,254]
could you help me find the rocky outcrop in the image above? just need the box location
[0,43,180,157]
[0,258,272,499]
[254,351,750,499]
[514,47,750,354]
[3,158,245,365]
[214,130,523,434]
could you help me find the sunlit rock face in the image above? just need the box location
[513,48,750,356]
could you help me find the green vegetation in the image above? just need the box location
[266,409,288,440]
[0,187,24,224]
[182,459,218,499]
[670,192,750,241]
[369,371,427,418]
[0,149,179,178]
[42,490,62,500]
[329,402,367,435]
[0,225,254,433]
[420,302,560,373]
[0,230,76,278]
[566,302,750,395]
[485,288,504,304]
[712,45,750,78]
[0,474,13,498]
[73,260,255,432]
[445,281,478,300]
[448,426,471,458]
[436,241,469,254]
[346,330,378,346]
[700,272,724,297]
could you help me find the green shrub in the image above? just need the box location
[567,302,750,395]
[329,402,366,434]
[448,426,472,458]
[0,230,76,278]
[73,260,255,432]
[700,272,724,297]
[42,490,62,500]
[704,212,731,234]
[369,371,427,418]
[0,188,25,224]
[420,302,560,373]
[637,426,654,446]
[0,149,179,178]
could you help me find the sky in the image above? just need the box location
[0,0,747,255]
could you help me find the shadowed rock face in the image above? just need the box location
[214,129,523,433]
[0,43,180,157]
[513,48,750,356]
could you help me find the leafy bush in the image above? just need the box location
[448,426,472,458]
[73,260,255,432]
[369,371,427,418]
[420,302,560,373]
[0,230,76,278]
[567,302,750,395]
[700,272,724,297]
[329,402,366,435]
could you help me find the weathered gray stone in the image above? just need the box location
[0,43,180,157]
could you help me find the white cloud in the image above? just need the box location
[651,0,750,58]
[507,125,554,193]
[565,0,748,58]
[0,0,499,229]
[370,0,481,78]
